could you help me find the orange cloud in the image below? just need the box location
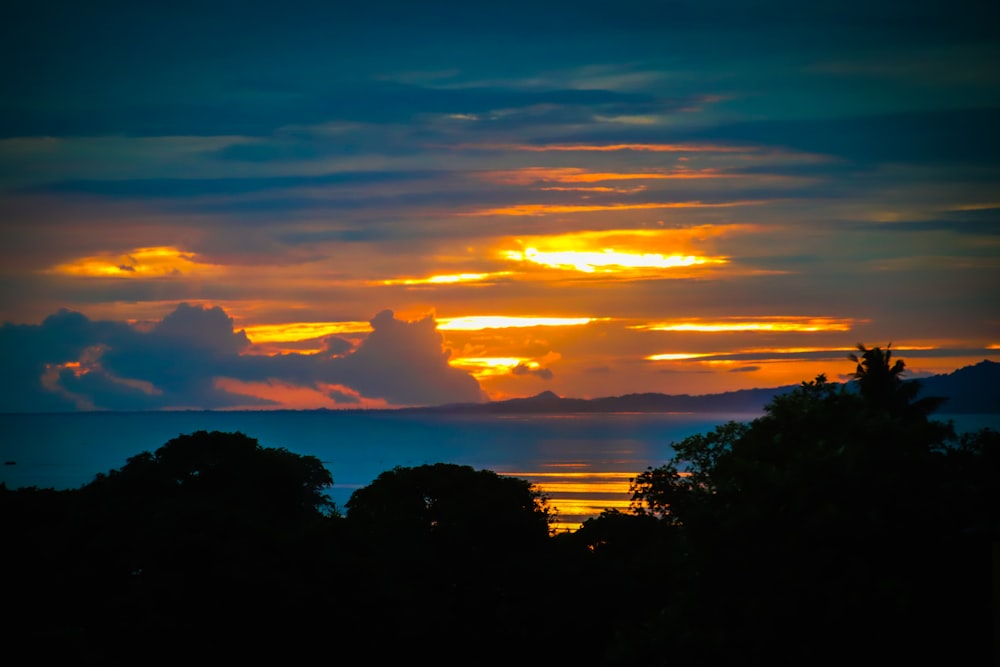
[538,186,637,193]
[645,345,940,363]
[538,185,647,193]
[465,200,769,216]
[450,356,542,378]
[214,378,390,410]
[645,353,717,361]
[631,317,857,333]
[496,228,735,275]
[504,247,726,273]
[438,316,593,331]
[242,321,372,343]
[378,271,514,286]
[48,246,223,279]
[479,166,733,185]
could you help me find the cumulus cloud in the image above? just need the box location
[0,309,132,412]
[0,304,483,411]
[331,310,483,405]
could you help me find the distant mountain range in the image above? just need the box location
[409,360,1000,415]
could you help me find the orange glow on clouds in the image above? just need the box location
[505,247,725,273]
[438,316,593,330]
[496,228,733,275]
[450,357,541,377]
[480,167,730,185]
[49,247,222,278]
[645,345,941,363]
[632,317,856,333]
[645,353,717,361]
[379,271,513,286]
[243,321,372,343]
[538,185,646,193]
[467,200,768,217]
[214,378,391,410]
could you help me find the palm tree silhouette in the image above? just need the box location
[848,343,905,402]
[847,343,944,417]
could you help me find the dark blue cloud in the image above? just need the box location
[688,108,1000,165]
[0,82,654,139]
[0,304,483,411]
[839,209,1000,236]
[19,171,435,198]
[7,0,993,140]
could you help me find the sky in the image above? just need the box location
[1,0,998,411]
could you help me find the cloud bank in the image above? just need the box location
[0,304,483,412]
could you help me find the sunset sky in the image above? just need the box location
[1,1,998,411]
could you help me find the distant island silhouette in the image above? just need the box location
[407,359,1000,415]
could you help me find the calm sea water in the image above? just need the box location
[1,411,995,530]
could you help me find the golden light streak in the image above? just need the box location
[48,246,223,279]
[243,321,372,343]
[505,247,726,273]
[645,345,942,362]
[453,357,533,367]
[740,346,859,354]
[532,481,631,493]
[512,226,742,245]
[495,228,737,277]
[631,317,855,333]
[502,472,636,479]
[465,200,768,216]
[727,345,930,357]
[539,185,647,193]
[379,271,513,286]
[646,353,716,361]
[438,316,593,330]
[951,202,1000,211]
[545,497,633,512]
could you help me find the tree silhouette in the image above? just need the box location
[10,431,343,662]
[343,463,555,661]
[624,355,983,664]
[848,342,945,418]
[346,462,551,557]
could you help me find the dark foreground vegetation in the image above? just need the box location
[3,346,996,664]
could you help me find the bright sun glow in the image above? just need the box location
[505,247,726,273]
[645,353,717,361]
[379,271,513,286]
[495,228,735,276]
[437,316,593,330]
[450,357,540,377]
[243,321,373,343]
[48,246,222,278]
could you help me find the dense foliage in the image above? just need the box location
[2,347,994,663]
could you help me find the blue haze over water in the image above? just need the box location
[2,411,996,528]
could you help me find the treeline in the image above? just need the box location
[2,347,996,664]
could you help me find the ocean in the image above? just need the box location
[2,410,995,530]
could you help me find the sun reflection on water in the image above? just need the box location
[499,469,637,532]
